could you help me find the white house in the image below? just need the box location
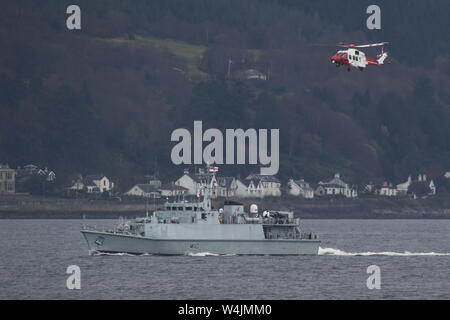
[315,173,357,198]
[396,174,436,198]
[67,175,84,191]
[233,179,264,198]
[0,163,15,194]
[246,174,282,197]
[246,179,265,198]
[83,175,114,193]
[174,169,202,195]
[174,169,238,199]
[287,179,314,199]
[36,168,56,182]
[234,179,249,198]
[16,164,56,184]
[125,184,160,198]
[127,184,160,198]
[396,175,412,196]
[215,177,238,198]
[232,174,281,198]
[174,169,281,199]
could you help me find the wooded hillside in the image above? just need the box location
[1,0,450,189]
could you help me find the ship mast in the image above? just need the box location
[202,164,218,210]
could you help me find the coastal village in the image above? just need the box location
[0,162,444,201]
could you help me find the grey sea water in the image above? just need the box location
[0,219,449,300]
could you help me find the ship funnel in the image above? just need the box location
[250,204,258,214]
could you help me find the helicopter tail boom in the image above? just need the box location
[377,51,389,65]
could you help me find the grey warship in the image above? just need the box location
[81,169,320,255]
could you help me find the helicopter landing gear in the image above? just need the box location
[359,67,364,71]
[347,67,351,72]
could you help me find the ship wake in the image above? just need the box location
[318,247,450,256]
[90,250,152,257]
[185,252,236,257]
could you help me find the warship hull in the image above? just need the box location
[81,230,320,255]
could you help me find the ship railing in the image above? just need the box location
[300,232,319,240]
[220,217,299,225]
[264,232,319,240]
[262,218,298,225]
[82,225,115,233]
[82,224,144,236]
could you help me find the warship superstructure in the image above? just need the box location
[81,168,320,255]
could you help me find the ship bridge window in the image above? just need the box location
[186,207,192,211]
[178,207,184,211]
[171,207,177,210]
[193,207,198,211]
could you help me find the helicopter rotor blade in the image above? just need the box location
[338,42,389,48]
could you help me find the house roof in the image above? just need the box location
[181,173,202,183]
[292,179,314,191]
[160,183,188,191]
[320,174,347,187]
[244,179,256,187]
[245,174,280,183]
[85,174,106,181]
[320,183,344,189]
[16,164,38,176]
[408,181,431,195]
[135,184,160,193]
[182,172,231,186]
[0,164,14,171]
[83,175,107,187]
[83,179,97,187]
[217,177,235,188]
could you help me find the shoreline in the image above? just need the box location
[1,194,450,219]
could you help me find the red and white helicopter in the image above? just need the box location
[330,42,390,71]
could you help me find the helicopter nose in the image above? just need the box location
[330,56,339,63]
